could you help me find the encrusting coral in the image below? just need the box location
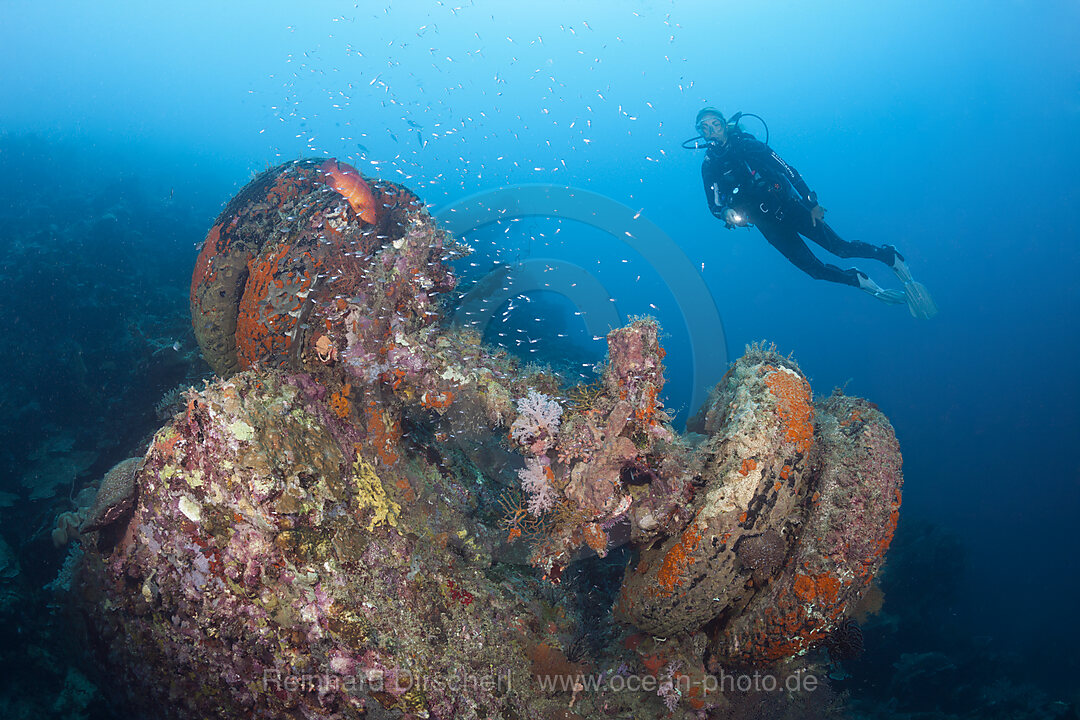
[57,161,906,719]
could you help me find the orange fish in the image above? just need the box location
[319,159,377,224]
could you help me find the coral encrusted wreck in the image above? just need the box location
[59,159,904,719]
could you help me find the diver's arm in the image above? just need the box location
[783,161,818,210]
[701,162,730,220]
[702,157,748,227]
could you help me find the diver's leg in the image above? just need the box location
[797,214,895,264]
[757,218,860,286]
[795,213,932,312]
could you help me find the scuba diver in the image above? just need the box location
[692,107,937,318]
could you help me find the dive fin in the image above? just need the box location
[879,288,908,305]
[888,249,938,319]
[903,280,938,319]
[855,270,907,306]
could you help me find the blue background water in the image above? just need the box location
[2,0,1078,710]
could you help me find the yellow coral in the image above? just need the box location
[352,450,401,532]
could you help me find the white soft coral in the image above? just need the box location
[518,457,557,516]
[509,389,563,455]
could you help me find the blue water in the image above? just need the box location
[2,0,1078,714]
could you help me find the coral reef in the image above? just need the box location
[58,161,908,719]
[64,370,548,718]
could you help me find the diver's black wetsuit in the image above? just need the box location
[701,132,893,286]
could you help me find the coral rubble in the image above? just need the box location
[60,161,906,719]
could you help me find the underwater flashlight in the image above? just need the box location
[725,210,751,229]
